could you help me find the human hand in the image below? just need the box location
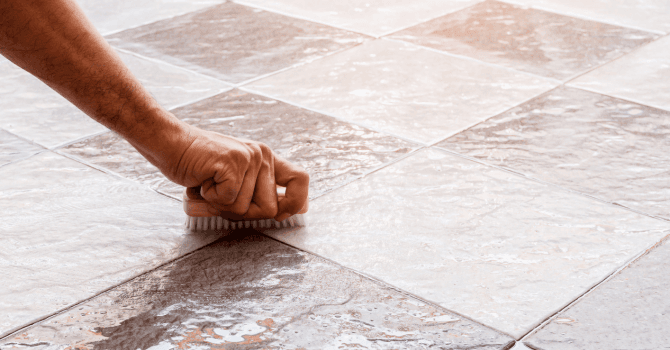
[165,124,309,222]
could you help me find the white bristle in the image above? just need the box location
[252,220,257,228]
[203,217,209,230]
[186,213,307,231]
[216,217,223,229]
[245,220,250,228]
[223,220,229,230]
[288,216,295,227]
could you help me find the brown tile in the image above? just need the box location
[437,86,670,219]
[0,231,514,349]
[388,1,658,79]
[106,2,368,83]
[61,89,417,198]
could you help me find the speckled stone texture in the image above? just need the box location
[437,86,670,220]
[61,89,417,199]
[570,35,670,112]
[0,231,515,350]
[265,148,670,338]
[388,1,658,79]
[525,237,670,350]
[0,152,225,337]
[106,2,368,83]
[247,39,557,143]
[0,130,43,167]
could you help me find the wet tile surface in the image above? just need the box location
[0,231,515,349]
[438,86,670,219]
[76,0,226,35]
[525,237,670,350]
[570,35,670,112]
[388,1,658,79]
[505,0,670,34]
[106,2,368,84]
[265,148,670,338]
[248,39,557,143]
[0,130,44,168]
[236,0,481,37]
[0,52,228,148]
[0,152,225,337]
[62,89,417,199]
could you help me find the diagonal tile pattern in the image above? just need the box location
[437,86,670,220]
[0,231,514,349]
[0,130,44,168]
[265,148,670,338]
[0,152,225,337]
[525,237,670,350]
[248,39,557,143]
[106,2,368,84]
[388,1,658,79]
[61,89,416,198]
[569,35,670,112]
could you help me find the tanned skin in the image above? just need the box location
[0,0,309,222]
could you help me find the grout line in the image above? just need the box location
[238,86,427,146]
[166,87,236,111]
[496,0,667,35]
[49,130,111,150]
[517,235,670,343]
[567,84,670,114]
[382,38,563,84]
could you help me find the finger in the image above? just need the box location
[244,145,277,219]
[210,144,261,216]
[273,154,309,222]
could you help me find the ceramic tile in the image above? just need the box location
[236,0,482,37]
[106,2,368,84]
[504,0,670,34]
[0,130,44,167]
[525,237,670,350]
[247,39,557,143]
[388,1,658,79]
[264,148,670,338]
[569,35,670,112]
[438,86,670,220]
[0,152,226,337]
[62,89,417,199]
[0,52,228,148]
[75,0,226,35]
[0,231,514,349]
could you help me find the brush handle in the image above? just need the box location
[183,186,308,218]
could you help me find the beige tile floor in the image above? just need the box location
[1,0,670,347]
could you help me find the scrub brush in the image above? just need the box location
[184,186,308,231]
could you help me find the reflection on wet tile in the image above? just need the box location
[570,35,670,112]
[0,130,44,167]
[526,237,670,350]
[265,148,670,338]
[0,52,228,148]
[438,86,670,219]
[389,1,657,79]
[248,39,556,143]
[0,231,514,349]
[236,0,481,37]
[62,89,416,199]
[0,152,225,337]
[106,2,367,84]
[506,0,670,34]
[76,0,226,35]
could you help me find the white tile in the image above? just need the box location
[265,148,670,338]
[247,39,556,143]
[569,35,670,112]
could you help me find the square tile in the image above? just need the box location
[0,152,225,337]
[0,52,229,148]
[236,0,482,37]
[388,1,658,79]
[76,0,226,35]
[569,35,670,112]
[526,236,670,350]
[61,89,418,198]
[0,232,514,349]
[437,86,670,220]
[504,0,670,34]
[0,130,44,167]
[247,39,557,143]
[265,148,670,338]
[106,2,368,84]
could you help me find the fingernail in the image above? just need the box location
[275,213,290,222]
